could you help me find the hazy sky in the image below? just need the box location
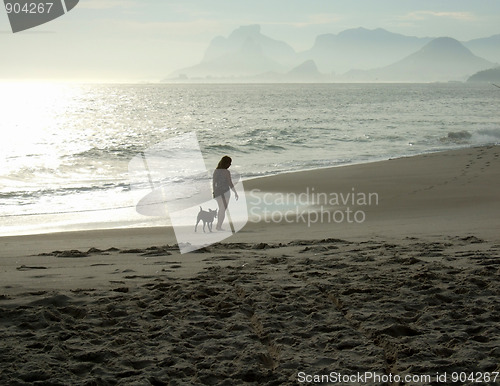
[1,0,499,81]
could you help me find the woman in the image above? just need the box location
[213,156,238,231]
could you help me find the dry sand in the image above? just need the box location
[1,145,499,385]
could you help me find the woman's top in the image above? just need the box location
[213,168,233,198]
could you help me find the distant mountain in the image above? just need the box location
[464,34,500,64]
[300,27,431,73]
[342,37,495,82]
[467,67,500,83]
[203,25,297,65]
[286,60,325,82]
[247,60,328,83]
[165,26,499,83]
[167,25,298,80]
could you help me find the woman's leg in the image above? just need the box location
[216,196,225,230]
[215,192,230,230]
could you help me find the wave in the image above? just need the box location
[264,144,286,151]
[204,144,240,153]
[475,128,500,143]
[0,182,130,202]
[440,128,500,145]
[440,130,472,143]
[69,145,145,160]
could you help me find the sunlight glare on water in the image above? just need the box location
[0,82,499,235]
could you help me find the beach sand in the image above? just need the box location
[1,145,499,385]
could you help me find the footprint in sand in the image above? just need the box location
[16,265,47,271]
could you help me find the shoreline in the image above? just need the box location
[1,143,498,281]
[1,143,496,240]
[242,143,474,182]
[1,143,499,273]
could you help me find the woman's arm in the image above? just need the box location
[212,170,217,197]
[227,171,239,200]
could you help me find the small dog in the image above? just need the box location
[195,206,217,233]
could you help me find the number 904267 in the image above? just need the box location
[451,372,499,383]
[5,2,54,14]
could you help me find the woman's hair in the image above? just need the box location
[216,156,232,169]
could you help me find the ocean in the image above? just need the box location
[1,82,499,236]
